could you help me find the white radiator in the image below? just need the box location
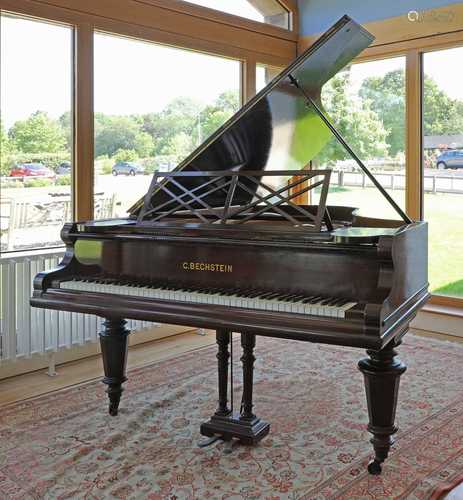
[0,248,155,364]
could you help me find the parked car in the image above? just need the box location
[436,150,463,169]
[57,162,72,175]
[112,161,145,176]
[9,163,56,179]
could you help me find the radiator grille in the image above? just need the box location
[0,249,155,363]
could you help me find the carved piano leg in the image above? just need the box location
[240,333,256,420]
[216,329,231,417]
[200,331,270,446]
[358,341,407,475]
[99,318,130,416]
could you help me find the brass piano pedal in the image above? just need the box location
[197,434,237,454]
[197,435,222,448]
[222,439,236,455]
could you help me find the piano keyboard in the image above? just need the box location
[59,279,357,319]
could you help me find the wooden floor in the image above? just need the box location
[0,328,216,407]
[0,327,460,408]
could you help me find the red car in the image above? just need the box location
[9,163,56,179]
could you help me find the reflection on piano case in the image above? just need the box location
[31,15,429,476]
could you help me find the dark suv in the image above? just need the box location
[436,150,463,170]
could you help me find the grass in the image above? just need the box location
[322,186,463,299]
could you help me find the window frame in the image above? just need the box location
[139,0,298,35]
[357,34,463,309]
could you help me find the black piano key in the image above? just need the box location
[275,293,291,301]
[301,296,316,304]
[282,294,299,302]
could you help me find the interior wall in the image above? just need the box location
[297,1,463,50]
[297,0,462,36]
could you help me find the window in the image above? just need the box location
[422,47,463,299]
[0,14,73,252]
[256,64,283,92]
[184,0,290,29]
[311,57,406,221]
[94,33,241,218]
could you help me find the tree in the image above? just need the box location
[214,90,239,114]
[165,132,194,160]
[94,115,154,157]
[145,97,202,155]
[422,76,463,136]
[113,148,138,162]
[318,73,388,164]
[359,69,405,156]
[9,111,66,154]
[58,111,72,151]
[194,91,239,144]
[0,119,14,175]
[360,70,463,154]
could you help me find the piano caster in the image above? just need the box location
[108,400,119,417]
[367,459,382,475]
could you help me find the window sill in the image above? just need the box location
[422,303,463,319]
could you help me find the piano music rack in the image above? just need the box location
[138,169,332,231]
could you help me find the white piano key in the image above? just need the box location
[57,280,358,321]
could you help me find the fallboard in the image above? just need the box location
[73,237,386,303]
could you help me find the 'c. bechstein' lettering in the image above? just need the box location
[181,261,233,273]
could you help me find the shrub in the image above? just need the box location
[113,149,138,163]
[101,159,113,175]
[0,179,25,189]
[24,178,53,188]
[139,158,156,174]
[56,174,71,186]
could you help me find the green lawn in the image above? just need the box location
[323,187,463,298]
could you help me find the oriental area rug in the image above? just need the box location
[2,333,463,499]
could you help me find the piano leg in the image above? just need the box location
[216,329,231,416]
[240,333,256,420]
[99,318,130,416]
[200,331,270,445]
[358,340,407,475]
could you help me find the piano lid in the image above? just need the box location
[129,16,374,218]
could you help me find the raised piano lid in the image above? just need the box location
[128,15,375,218]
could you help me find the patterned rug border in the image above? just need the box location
[314,397,463,498]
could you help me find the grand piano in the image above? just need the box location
[31,16,429,475]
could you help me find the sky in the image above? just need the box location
[1,13,463,130]
[185,0,262,20]
[0,15,240,129]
